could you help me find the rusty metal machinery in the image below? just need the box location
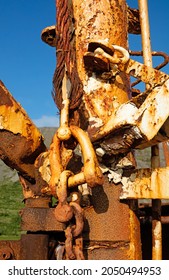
[1,0,169,260]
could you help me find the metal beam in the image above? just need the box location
[0,81,46,182]
[120,166,169,199]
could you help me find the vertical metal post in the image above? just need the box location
[151,150,162,260]
[138,0,162,260]
[163,141,169,166]
[138,0,152,67]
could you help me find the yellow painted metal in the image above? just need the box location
[120,166,169,199]
[0,81,43,151]
[0,81,46,181]
[72,0,130,125]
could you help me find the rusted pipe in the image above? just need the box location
[152,198,162,260]
[138,0,152,70]
[53,0,131,131]
[138,0,162,260]
[52,0,142,260]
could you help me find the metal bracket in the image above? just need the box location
[84,42,169,153]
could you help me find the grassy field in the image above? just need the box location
[0,181,24,240]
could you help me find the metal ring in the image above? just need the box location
[112,45,130,64]
[94,45,129,65]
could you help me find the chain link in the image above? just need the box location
[49,69,103,259]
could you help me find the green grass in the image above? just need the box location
[0,181,24,240]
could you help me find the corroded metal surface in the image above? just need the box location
[129,200,142,260]
[53,0,130,132]
[138,0,162,260]
[84,241,130,260]
[3,0,169,261]
[83,179,130,242]
[21,179,130,242]
[41,0,142,259]
[48,125,103,195]
[120,167,169,199]
[74,0,130,128]
[20,234,49,260]
[0,81,46,182]
[129,50,169,89]
[41,25,57,47]
[162,141,169,166]
[0,235,49,260]
[21,207,63,232]
[89,65,169,152]
[21,177,141,260]
[152,199,162,260]
[0,241,20,260]
[127,6,141,34]
[41,6,141,47]
[0,245,14,260]
[53,0,84,112]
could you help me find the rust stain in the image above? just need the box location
[0,81,13,106]
[0,82,46,182]
[71,0,130,133]
[0,130,45,183]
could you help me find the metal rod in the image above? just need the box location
[140,216,169,225]
[138,0,152,68]
[138,0,162,260]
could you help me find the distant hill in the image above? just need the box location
[39,127,56,148]
[0,127,167,183]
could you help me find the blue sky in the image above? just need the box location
[0,0,169,127]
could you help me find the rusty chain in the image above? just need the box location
[49,69,103,259]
